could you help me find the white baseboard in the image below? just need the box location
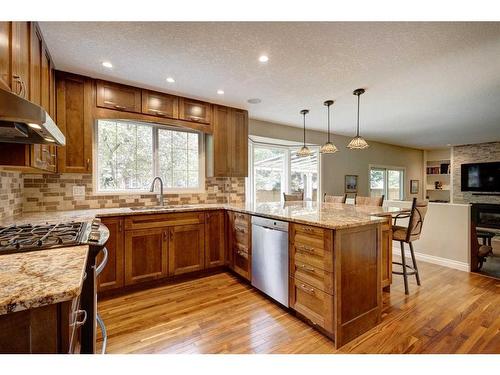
[392,246,470,272]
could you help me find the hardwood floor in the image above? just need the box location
[96,260,500,354]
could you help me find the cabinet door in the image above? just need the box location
[96,80,141,113]
[168,223,205,276]
[56,72,93,173]
[179,98,211,124]
[212,105,231,176]
[205,211,225,268]
[29,25,42,105]
[0,22,12,91]
[11,22,30,99]
[125,227,168,285]
[230,109,249,177]
[141,90,178,119]
[97,217,124,292]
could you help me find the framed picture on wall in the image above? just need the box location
[410,179,419,194]
[345,175,358,193]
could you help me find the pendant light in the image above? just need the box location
[320,100,338,154]
[297,109,312,157]
[347,88,369,150]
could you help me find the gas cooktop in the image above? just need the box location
[0,222,87,254]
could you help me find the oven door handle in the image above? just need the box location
[96,247,108,276]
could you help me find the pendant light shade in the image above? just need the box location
[320,100,338,154]
[347,88,369,150]
[297,109,312,157]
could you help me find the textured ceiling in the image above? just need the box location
[39,22,500,149]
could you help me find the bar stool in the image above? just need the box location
[392,198,429,295]
[324,193,347,203]
[283,192,304,201]
[355,195,384,206]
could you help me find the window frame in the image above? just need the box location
[93,119,205,195]
[246,140,321,203]
[368,164,405,201]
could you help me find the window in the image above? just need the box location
[248,142,320,203]
[369,165,404,201]
[96,120,203,193]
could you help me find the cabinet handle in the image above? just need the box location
[299,284,315,295]
[163,231,168,241]
[297,245,315,254]
[235,227,246,233]
[149,109,167,116]
[118,220,123,232]
[86,158,90,171]
[303,227,315,233]
[300,264,315,273]
[189,116,203,122]
[12,75,25,97]
[72,309,87,328]
[114,105,126,110]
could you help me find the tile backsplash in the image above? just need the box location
[0,170,23,220]
[0,169,245,217]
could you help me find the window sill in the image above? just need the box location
[94,188,208,196]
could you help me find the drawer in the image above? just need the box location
[233,244,250,280]
[289,278,333,334]
[231,211,250,228]
[232,224,250,247]
[294,224,326,239]
[292,258,333,295]
[124,211,204,230]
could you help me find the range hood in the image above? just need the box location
[0,88,65,146]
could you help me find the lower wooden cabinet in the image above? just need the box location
[97,217,124,292]
[168,223,205,276]
[380,216,393,289]
[124,227,168,285]
[227,211,251,281]
[289,277,334,334]
[205,211,226,268]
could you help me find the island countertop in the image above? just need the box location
[0,202,408,230]
[0,245,88,315]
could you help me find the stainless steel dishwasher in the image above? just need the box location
[251,216,289,307]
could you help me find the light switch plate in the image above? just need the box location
[72,185,86,198]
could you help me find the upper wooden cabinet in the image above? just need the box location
[211,105,249,177]
[56,71,93,173]
[96,80,142,113]
[141,90,178,119]
[0,22,12,91]
[179,98,212,124]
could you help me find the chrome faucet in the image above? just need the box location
[149,177,165,206]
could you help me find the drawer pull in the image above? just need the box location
[72,309,87,328]
[114,105,127,110]
[300,264,315,273]
[235,227,246,233]
[303,227,315,233]
[297,245,315,254]
[299,284,315,295]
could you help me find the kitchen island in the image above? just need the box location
[0,201,407,349]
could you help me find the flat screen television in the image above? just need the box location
[461,162,500,192]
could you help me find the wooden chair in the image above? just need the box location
[471,223,494,271]
[324,193,347,203]
[355,195,384,207]
[391,198,428,295]
[283,192,304,202]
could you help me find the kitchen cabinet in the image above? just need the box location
[210,105,248,177]
[227,211,251,280]
[204,210,226,268]
[97,217,125,292]
[96,80,142,113]
[179,98,211,124]
[142,90,178,119]
[0,22,57,173]
[380,216,393,290]
[124,227,168,285]
[56,71,93,173]
[168,223,205,276]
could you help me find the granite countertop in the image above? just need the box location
[0,245,88,315]
[0,202,409,230]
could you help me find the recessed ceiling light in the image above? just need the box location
[247,98,262,104]
[102,61,113,68]
[217,89,224,95]
[258,55,269,63]
[166,77,175,83]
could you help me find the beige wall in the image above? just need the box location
[250,119,424,200]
